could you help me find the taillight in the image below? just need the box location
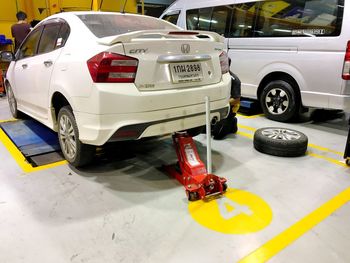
[219,51,229,74]
[343,41,350,80]
[87,52,138,83]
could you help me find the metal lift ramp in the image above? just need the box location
[0,119,64,167]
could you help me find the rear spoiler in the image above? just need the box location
[97,30,225,46]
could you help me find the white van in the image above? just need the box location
[161,0,350,122]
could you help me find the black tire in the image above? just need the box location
[58,106,95,167]
[212,112,237,140]
[260,80,300,122]
[254,127,308,157]
[5,83,22,119]
[186,126,205,137]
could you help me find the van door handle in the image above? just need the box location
[21,64,28,69]
[44,60,53,67]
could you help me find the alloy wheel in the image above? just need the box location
[261,128,302,141]
[7,86,17,116]
[59,114,77,160]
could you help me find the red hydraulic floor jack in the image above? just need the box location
[164,97,228,201]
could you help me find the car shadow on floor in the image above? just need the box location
[70,136,227,194]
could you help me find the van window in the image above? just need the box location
[186,7,213,31]
[162,11,180,25]
[231,3,258,37]
[253,0,344,37]
[211,5,233,36]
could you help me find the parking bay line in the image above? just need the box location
[237,113,265,119]
[239,186,350,262]
[0,127,67,173]
[0,118,17,123]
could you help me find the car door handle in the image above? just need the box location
[21,64,28,69]
[44,60,53,67]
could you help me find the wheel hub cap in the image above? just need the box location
[265,88,289,115]
[261,128,301,141]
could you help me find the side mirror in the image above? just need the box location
[0,51,15,62]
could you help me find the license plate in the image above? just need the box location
[170,62,203,84]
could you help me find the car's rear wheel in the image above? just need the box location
[58,106,95,167]
[6,84,22,118]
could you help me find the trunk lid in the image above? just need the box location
[98,30,226,91]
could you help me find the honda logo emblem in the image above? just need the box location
[181,44,191,54]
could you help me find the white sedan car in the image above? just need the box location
[1,12,231,166]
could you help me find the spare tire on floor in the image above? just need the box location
[254,127,308,157]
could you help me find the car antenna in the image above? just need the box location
[121,0,128,13]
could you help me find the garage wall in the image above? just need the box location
[0,0,137,42]
[100,0,137,12]
[0,0,18,40]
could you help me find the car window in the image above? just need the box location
[77,14,179,38]
[56,22,70,48]
[162,11,180,25]
[37,24,61,54]
[17,28,42,60]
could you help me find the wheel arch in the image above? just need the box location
[50,91,73,131]
[257,71,302,106]
[4,79,13,94]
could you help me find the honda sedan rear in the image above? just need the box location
[3,12,231,166]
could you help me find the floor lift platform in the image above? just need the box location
[0,119,64,167]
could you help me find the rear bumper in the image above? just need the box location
[74,99,230,145]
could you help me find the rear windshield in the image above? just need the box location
[77,14,179,38]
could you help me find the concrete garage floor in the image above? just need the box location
[1,96,350,263]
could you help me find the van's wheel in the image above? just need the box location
[260,80,300,122]
[58,106,95,167]
[254,127,308,157]
[6,83,22,118]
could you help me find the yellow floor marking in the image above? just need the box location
[308,143,343,157]
[0,127,67,173]
[307,152,347,167]
[0,118,17,123]
[237,113,265,119]
[239,187,350,263]
[236,131,253,139]
[189,188,273,234]
[238,124,257,132]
